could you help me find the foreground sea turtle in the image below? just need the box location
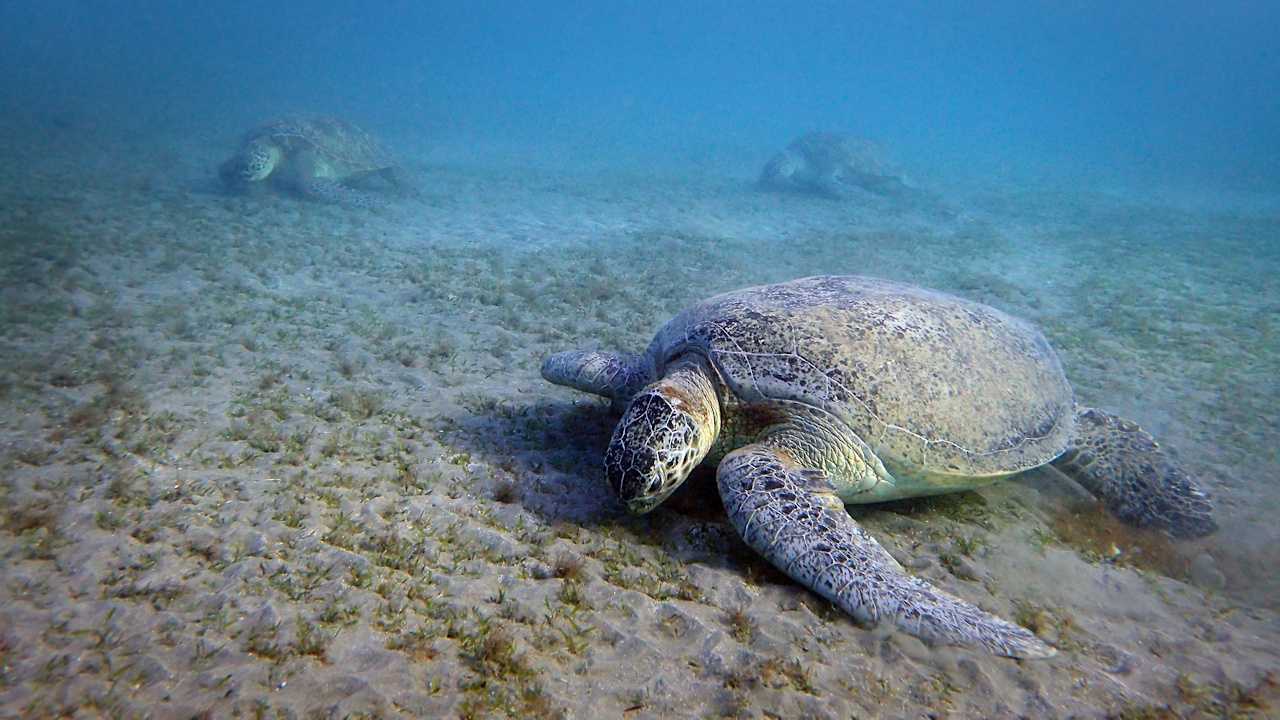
[218,115,410,206]
[542,276,1217,659]
[760,132,910,199]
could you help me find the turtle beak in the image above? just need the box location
[625,474,680,515]
[625,494,663,516]
[605,443,672,515]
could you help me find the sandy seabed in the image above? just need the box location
[0,122,1278,719]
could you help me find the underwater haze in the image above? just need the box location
[3,1,1280,187]
[2,2,1279,719]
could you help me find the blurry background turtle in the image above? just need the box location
[218,114,415,206]
[760,132,913,200]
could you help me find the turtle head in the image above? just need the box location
[759,149,804,190]
[604,361,721,515]
[219,138,282,185]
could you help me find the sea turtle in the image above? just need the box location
[218,115,411,206]
[542,276,1217,659]
[760,132,910,199]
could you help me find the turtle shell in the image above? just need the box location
[788,132,901,179]
[647,276,1075,480]
[254,115,394,177]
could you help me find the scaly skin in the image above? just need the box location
[719,436,1055,659]
[218,139,281,185]
[298,176,387,207]
[1052,407,1217,539]
[541,349,656,411]
[603,358,720,514]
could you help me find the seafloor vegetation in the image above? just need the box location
[0,143,1277,718]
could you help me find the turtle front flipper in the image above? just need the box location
[541,349,657,410]
[718,439,1057,660]
[1052,407,1217,540]
[298,177,387,207]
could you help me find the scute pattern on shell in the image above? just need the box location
[788,132,901,179]
[649,276,1075,478]
[253,115,394,175]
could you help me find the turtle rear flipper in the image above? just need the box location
[1052,407,1217,540]
[718,436,1057,660]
